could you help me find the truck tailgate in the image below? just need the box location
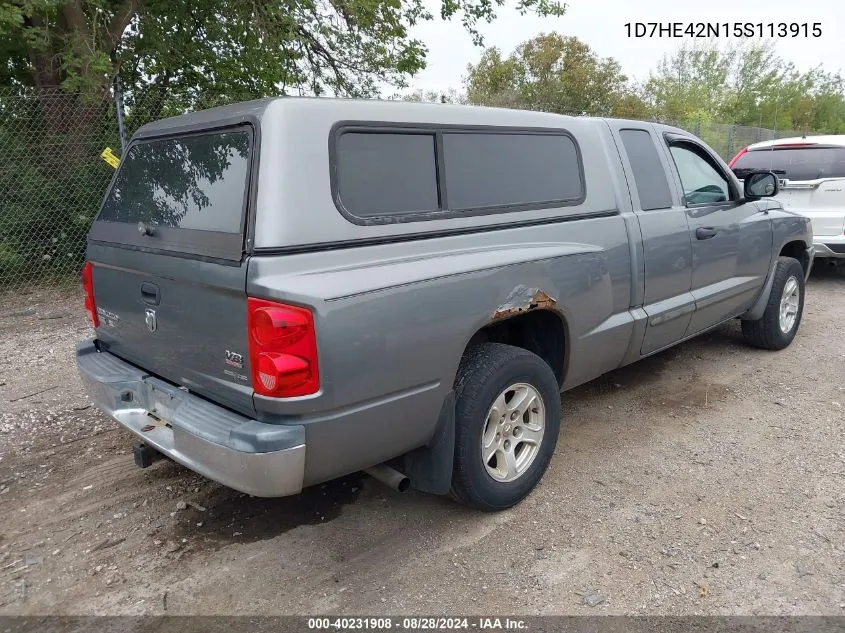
[89,247,254,415]
[86,126,255,416]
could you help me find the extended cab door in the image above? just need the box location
[662,134,772,335]
[609,123,695,355]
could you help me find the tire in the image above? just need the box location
[450,342,561,511]
[741,256,805,350]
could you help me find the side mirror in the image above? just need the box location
[743,171,780,200]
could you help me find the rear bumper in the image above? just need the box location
[813,238,845,259]
[76,340,306,497]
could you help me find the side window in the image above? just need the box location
[619,129,673,210]
[442,132,583,210]
[331,126,586,222]
[335,132,439,218]
[669,144,732,205]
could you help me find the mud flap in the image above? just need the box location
[403,391,455,495]
[741,260,778,322]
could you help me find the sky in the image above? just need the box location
[402,0,845,93]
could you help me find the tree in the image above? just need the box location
[808,76,845,133]
[0,0,567,103]
[397,88,465,104]
[640,45,734,122]
[464,33,632,117]
[610,88,654,120]
[641,40,845,133]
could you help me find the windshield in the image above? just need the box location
[99,130,251,234]
[732,146,845,181]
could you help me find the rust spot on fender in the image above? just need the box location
[492,285,557,320]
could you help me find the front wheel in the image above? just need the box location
[450,343,561,511]
[741,256,805,350]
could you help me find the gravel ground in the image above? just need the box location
[1,267,844,616]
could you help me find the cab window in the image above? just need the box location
[669,144,731,205]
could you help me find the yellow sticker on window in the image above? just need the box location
[100,147,120,169]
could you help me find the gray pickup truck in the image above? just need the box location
[77,98,814,511]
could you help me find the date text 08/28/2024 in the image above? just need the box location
[307,617,527,630]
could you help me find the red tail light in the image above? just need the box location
[247,298,319,397]
[81,261,99,328]
[728,146,748,168]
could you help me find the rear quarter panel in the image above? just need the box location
[247,215,633,480]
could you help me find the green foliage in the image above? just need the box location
[465,33,635,116]
[395,88,465,103]
[0,90,119,285]
[0,0,567,101]
[462,35,845,135]
[643,41,845,133]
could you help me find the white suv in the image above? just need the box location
[729,135,845,260]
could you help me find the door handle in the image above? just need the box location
[696,227,718,240]
[140,282,161,306]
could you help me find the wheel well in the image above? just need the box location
[463,311,566,386]
[780,241,810,275]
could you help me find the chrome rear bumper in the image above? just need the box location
[76,340,306,497]
[813,241,845,259]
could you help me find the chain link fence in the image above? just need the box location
[1,87,119,288]
[669,119,799,162]
[0,85,805,288]
[0,86,265,288]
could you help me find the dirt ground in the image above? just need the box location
[1,266,844,616]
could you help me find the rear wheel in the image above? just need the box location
[450,343,561,511]
[741,256,805,350]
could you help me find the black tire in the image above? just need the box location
[741,256,805,350]
[450,343,561,511]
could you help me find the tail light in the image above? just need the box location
[247,298,319,397]
[81,261,99,328]
[728,146,748,168]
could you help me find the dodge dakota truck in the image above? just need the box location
[76,98,814,511]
